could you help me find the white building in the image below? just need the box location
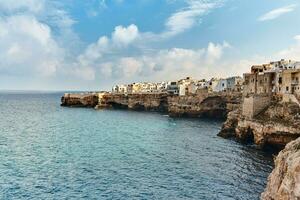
[112,84,128,94]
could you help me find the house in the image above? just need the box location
[214,79,228,92]
[206,78,220,93]
[280,69,300,95]
[112,84,128,94]
[167,81,179,95]
[243,59,300,96]
[227,76,243,92]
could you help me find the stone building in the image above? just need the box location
[206,78,220,93]
[112,84,128,94]
[243,59,300,96]
[167,81,179,95]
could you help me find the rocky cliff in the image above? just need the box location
[62,92,241,118]
[61,93,99,107]
[97,93,169,112]
[261,137,300,200]
[167,92,241,118]
[219,101,300,148]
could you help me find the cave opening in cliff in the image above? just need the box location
[110,102,128,109]
[245,127,255,144]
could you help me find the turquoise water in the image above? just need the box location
[0,92,274,200]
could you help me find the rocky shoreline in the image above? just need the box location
[60,92,300,199]
[219,101,300,149]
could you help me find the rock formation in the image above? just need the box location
[167,92,241,118]
[61,93,99,107]
[97,93,169,112]
[219,101,300,148]
[261,137,300,200]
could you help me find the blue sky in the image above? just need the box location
[0,0,300,90]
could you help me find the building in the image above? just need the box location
[243,59,300,96]
[206,78,220,93]
[112,84,128,94]
[167,81,179,95]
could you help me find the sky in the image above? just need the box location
[0,0,300,91]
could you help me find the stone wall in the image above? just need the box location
[242,95,271,119]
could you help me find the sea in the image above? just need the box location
[0,92,274,200]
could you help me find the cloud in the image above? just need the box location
[206,42,230,64]
[276,35,300,60]
[162,0,223,38]
[0,0,45,14]
[0,15,63,77]
[94,41,231,82]
[294,35,300,42]
[112,24,140,46]
[258,4,297,21]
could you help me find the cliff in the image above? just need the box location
[61,93,99,107]
[62,92,241,118]
[97,93,169,112]
[219,101,300,148]
[167,92,241,118]
[261,137,300,200]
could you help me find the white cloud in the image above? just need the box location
[0,15,63,77]
[73,67,96,81]
[294,35,300,42]
[258,4,297,21]
[74,24,140,80]
[0,0,45,14]
[206,42,230,64]
[112,24,140,46]
[93,41,231,82]
[276,35,300,60]
[162,0,222,37]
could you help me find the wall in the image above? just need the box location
[242,95,271,119]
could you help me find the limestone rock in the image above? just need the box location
[261,137,300,200]
[61,93,99,107]
[219,101,300,148]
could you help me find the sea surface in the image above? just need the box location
[0,92,274,200]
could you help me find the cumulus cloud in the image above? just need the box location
[0,15,63,77]
[94,41,231,82]
[258,4,297,21]
[73,24,140,80]
[112,24,140,46]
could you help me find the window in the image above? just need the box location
[286,86,289,92]
[279,77,282,84]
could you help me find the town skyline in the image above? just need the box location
[1,0,300,91]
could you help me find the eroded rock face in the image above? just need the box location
[261,137,300,200]
[167,93,241,118]
[219,101,300,148]
[61,93,99,107]
[235,120,300,148]
[98,93,169,112]
[218,109,241,138]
